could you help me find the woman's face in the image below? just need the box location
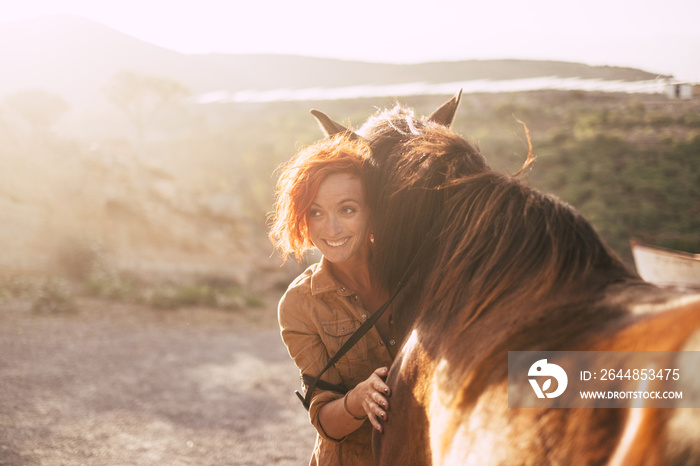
[308,172,370,266]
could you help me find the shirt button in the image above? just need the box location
[361,314,368,320]
[340,287,346,292]
[340,326,345,332]
[390,340,396,346]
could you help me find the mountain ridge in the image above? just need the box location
[0,15,670,109]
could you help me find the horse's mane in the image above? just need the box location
[360,105,488,288]
[361,104,636,334]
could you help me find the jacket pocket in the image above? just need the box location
[321,318,361,382]
[321,318,358,339]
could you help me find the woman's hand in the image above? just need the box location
[346,366,391,433]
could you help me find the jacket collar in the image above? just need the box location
[310,256,353,297]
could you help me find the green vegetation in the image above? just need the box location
[31,278,77,315]
[103,71,190,142]
[85,272,265,311]
[1,81,698,314]
[1,268,265,314]
[469,92,700,262]
[0,275,77,315]
[530,134,700,257]
[220,91,700,265]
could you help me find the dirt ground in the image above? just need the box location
[0,297,316,466]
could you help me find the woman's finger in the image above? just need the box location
[374,366,390,381]
[374,380,390,396]
[368,412,383,433]
[371,391,389,410]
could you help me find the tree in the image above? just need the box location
[103,71,190,141]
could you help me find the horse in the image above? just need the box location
[310,92,700,465]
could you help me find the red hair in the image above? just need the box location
[269,134,371,261]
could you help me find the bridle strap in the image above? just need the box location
[296,208,447,410]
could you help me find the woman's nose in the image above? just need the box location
[326,215,342,235]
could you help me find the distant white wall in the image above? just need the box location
[665,82,693,99]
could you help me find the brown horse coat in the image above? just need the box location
[311,93,700,465]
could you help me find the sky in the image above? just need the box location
[2,0,700,81]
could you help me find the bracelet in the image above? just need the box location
[343,390,367,421]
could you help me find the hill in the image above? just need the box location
[0,15,697,314]
[0,15,668,110]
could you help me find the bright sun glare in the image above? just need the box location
[2,0,700,79]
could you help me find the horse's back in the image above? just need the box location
[377,286,700,465]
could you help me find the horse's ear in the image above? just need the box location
[310,109,353,136]
[428,90,463,127]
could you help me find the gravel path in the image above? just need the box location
[0,298,315,465]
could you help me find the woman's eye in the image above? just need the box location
[309,210,321,218]
[342,207,356,215]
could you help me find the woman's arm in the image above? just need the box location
[278,284,392,440]
[319,366,392,438]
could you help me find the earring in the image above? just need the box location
[370,234,375,244]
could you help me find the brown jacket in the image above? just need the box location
[278,257,395,465]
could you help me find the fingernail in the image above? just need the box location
[384,388,389,395]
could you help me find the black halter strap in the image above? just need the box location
[296,209,447,410]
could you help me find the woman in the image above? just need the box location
[269,134,397,465]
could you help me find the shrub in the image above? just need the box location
[140,281,264,311]
[54,237,107,281]
[32,278,77,314]
[0,276,36,300]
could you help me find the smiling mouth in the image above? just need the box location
[325,237,349,248]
